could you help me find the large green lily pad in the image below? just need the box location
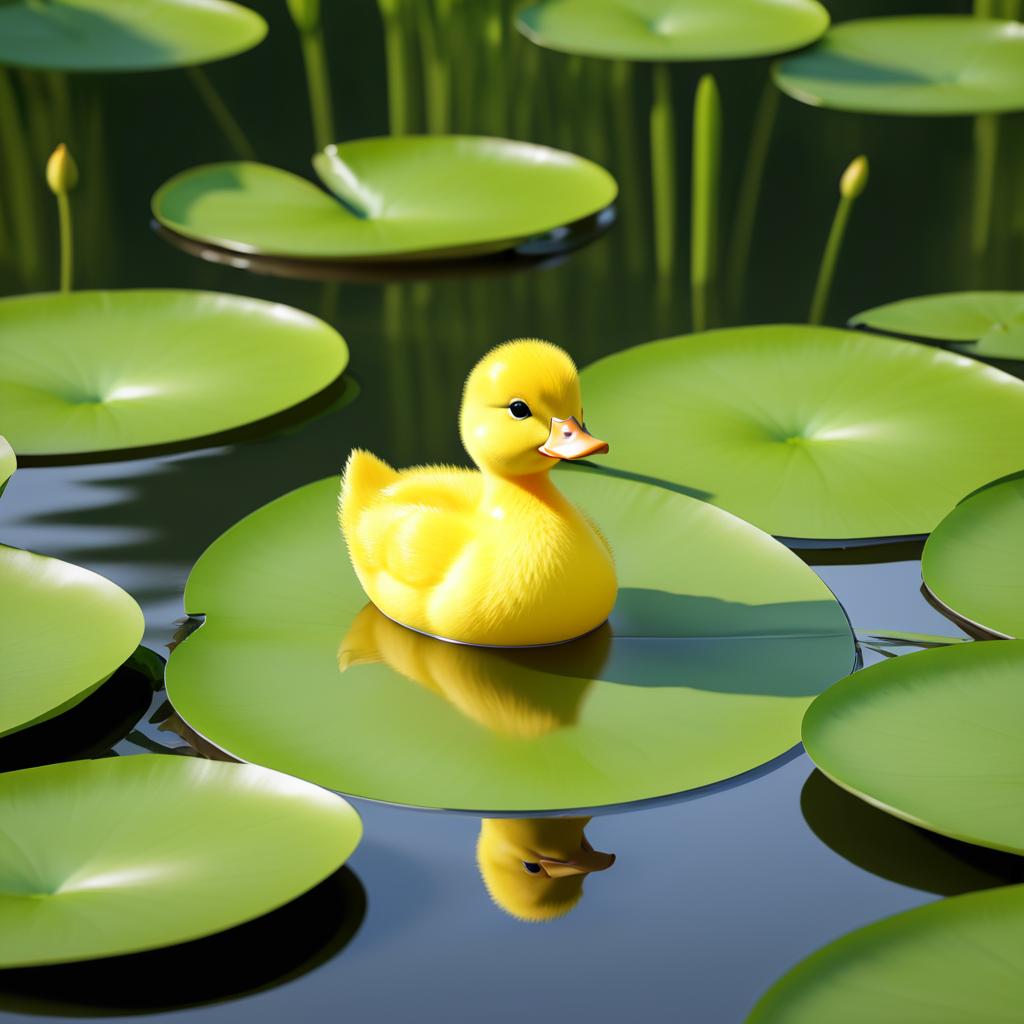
[0,543,144,740]
[0,756,361,967]
[166,466,855,813]
[580,325,1024,541]
[747,884,1024,1023]
[516,0,829,62]
[0,290,349,462]
[851,292,1024,362]
[922,473,1024,639]
[774,16,1024,116]
[152,136,619,262]
[0,0,266,72]
[802,641,1024,855]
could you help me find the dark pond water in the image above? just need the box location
[2,0,1023,1020]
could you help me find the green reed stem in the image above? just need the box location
[808,156,868,325]
[0,71,41,285]
[973,0,996,14]
[691,74,721,333]
[649,62,676,281]
[417,0,449,133]
[186,66,255,159]
[56,189,72,291]
[297,27,335,150]
[970,113,999,266]
[726,78,778,318]
[378,0,410,134]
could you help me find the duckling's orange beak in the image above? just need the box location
[538,847,616,878]
[538,417,609,460]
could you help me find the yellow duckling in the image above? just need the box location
[338,602,608,738]
[339,340,616,647]
[477,817,616,922]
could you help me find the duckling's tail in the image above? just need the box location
[339,449,398,533]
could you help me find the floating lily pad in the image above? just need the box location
[0,290,349,462]
[802,641,1024,855]
[747,884,1024,1023]
[0,0,266,72]
[922,472,1024,639]
[774,16,1024,116]
[166,466,855,813]
[851,292,1024,362]
[0,756,362,967]
[580,325,1024,541]
[516,0,829,62]
[0,436,13,497]
[0,543,144,739]
[152,137,619,262]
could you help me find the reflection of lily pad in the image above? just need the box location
[774,17,1024,116]
[581,325,1024,541]
[0,0,266,72]
[152,137,618,262]
[851,292,1024,362]
[922,472,1024,639]
[803,641,1024,855]
[747,884,1024,1023]
[516,0,829,61]
[166,466,855,813]
[0,543,144,739]
[0,756,362,967]
[0,290,349,462]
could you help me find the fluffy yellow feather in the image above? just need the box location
[339,340,617,646]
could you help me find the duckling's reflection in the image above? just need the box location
[338,603,611,738]
[477,816,615,922]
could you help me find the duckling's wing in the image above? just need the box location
[346,464,481,587]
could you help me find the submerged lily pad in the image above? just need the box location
[851,292,1024,362]
[0,543,144,739]
[0,290,349,462]
[802,641,1024,855]
[747,884,1024,1023]
[152,137,618,262]
[516,0,829,61]
[0,0,266,72]
[580,325,1024,541]
[774,16,1024,116]
[0,756,362,967]
[166,466,855,813]
[922,472,1024,639]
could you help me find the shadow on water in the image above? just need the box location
[0,868,366,1017]
[801,769,1024,896]
[0,651,159,774]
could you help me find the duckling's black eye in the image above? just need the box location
[508,400,532,420]
[522,861,542,874]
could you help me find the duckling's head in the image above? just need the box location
[460,340,608,477]
[477,817,615,922]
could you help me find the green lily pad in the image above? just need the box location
[746,884,1024,1024]
[851,292,1024,362]
[0,0,266,72]
[152,136,619,262]
[922,472,1024,639]
[0,756,361,967]
[774,16,1024,116]
[580,325,1024,541]
[0,543,144,739]
[0,290,349,462]
[516,0,829,62]
[166,466,855,813]
[0,436,14,498]
[802,640,1024,855]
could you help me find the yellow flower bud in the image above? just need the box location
[46,143,78,196]
[840,155,869,200]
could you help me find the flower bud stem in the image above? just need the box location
[56,189,72,293]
